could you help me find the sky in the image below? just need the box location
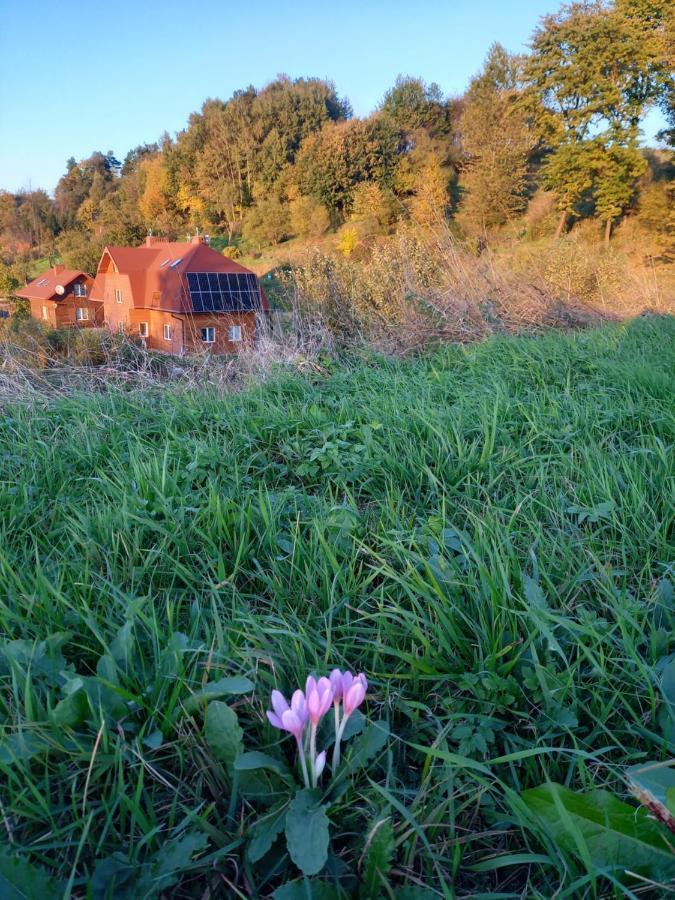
[0,0,666,194]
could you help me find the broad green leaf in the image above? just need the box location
[273,879,339,900]
[0,731,48,765]
[205,701,243,776]
[183,676,255,713]
[0,845,62,899]
[248,802,288,863]
[50,686,90,728]
[521,782,675,881]
[135,831,209,896]
[285,788,330,876]
[344,720,389,773]
[235,750,291,778]
[360,816,394,898]
[109,621,135,669]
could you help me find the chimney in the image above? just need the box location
[145,235,164,247]
[191,234,207,245]
[53,264,65,274]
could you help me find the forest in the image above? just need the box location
[0,0,672,291]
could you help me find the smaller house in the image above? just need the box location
[16,265,101,328]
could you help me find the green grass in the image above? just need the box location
[0,317,673,898]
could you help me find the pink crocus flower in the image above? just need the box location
[305,676,333,787]
[305,676,334,726]
[267,688,311,787]
[266,689,308,741]
[314,750,326,780]
[329,668,344,701]
[343,673,367,718]
[330,670,369,769]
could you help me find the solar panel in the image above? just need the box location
[186,272,261,313]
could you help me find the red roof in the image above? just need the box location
[16,267,90,301]
[90,238,269,313]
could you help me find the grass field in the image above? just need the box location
[0,317,673,898]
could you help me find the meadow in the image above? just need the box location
[0,316,673,898]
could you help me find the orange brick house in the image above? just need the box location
[16,266,101,327]
[90,236,269,354]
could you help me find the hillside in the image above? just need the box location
[0,317,673,896]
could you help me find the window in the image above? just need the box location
[41,305,49,320]
[169,258,183,268]
[159,258,171,267]
[36,278,49,287]
[163,323,173,341]
[73,283,87,297]
[139,322,149,338]
[114,289,123,304]
[228,324,242,342]
[75,307,89,321]
[200,326,215,344]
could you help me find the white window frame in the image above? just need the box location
[114,288,123,304]
[41,305,49,320]
[139,322,149,338]
[73,283,87,297]
[228,324,242,342]
[201,326,216,344]
[75,307,89,321]
[163,323,173,341]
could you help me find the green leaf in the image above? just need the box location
[183,676,255,714]
[235,751,291,779]
[360,816,394,898]
[50,686,90,728]
[248,802,288,863]
[273,879,339,900]
[205,701,243,776]
[344,720,389,773]
[521,782,675,881]
[285,788,330,876]
[136,831,209,896]
[0,845,62,899]
[0,731,48,766]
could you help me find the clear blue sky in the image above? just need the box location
[0,0,665,194]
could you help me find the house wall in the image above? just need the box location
[101,272,136,333]
[129,308,185,354]
[27,276,101,328]
[182,312,257,355]
[29,298,56,325]
[127,309,256,355]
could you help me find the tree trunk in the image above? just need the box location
[604,217,612,247]
[555,209,568,239]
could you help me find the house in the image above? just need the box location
[90,235,269,354]
[16,265,101,327]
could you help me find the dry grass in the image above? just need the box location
[1,222,672,400]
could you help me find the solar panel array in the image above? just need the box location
[186,272,261,312]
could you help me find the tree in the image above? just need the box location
[295,116,403,219]
[458,43,533,235]
[350,182,397,235]
[590,140,646,243]
[138,154,177,234]
[410,158,450,227]
[380,76,452,136]
[289,192,330,239]
[242,196,291,249]
[525,0,667,237]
